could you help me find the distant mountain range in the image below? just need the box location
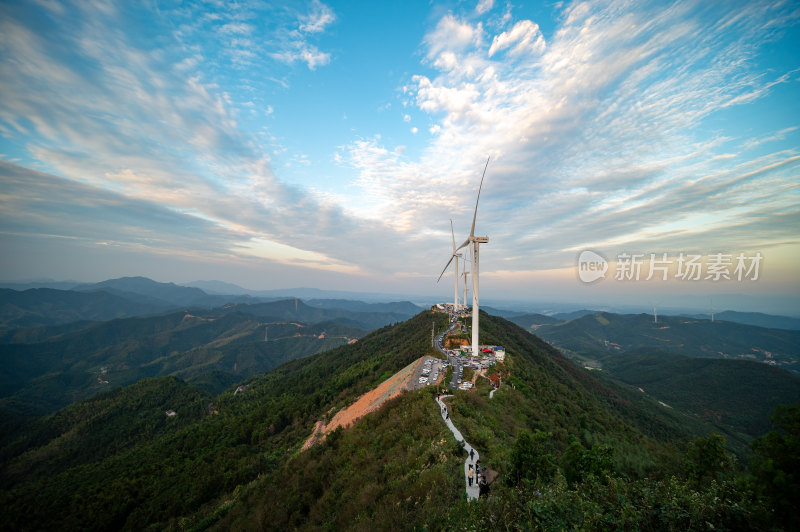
[684,310,800,331]
[0,305,369,418]
[530,312,800,373]
[0,277,423,331]
[0,280,424,419]
[0,287,166,330]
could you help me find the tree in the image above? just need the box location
[561,439,613,485]
[685,433,735,483]
[750,404,800,529]
[509,429,557,486]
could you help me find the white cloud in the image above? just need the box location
[271,45,331,70]
[340,0,800,273]
[488,20,545,57]
[476,0,494,16]
[299,1,336,34]
[424,14,482,61]
[3,0,799,289]
[219,22,254,35]
[411,127,418,134]
[0,1,418,278]
[268,1,337,69]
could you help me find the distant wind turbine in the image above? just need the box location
[650,300,661,324]
[436,220,462,310]
[455,157,490,354]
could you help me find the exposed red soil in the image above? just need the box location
[301,357,423,450]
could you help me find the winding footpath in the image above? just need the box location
[436,395,480,501]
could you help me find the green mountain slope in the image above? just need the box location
[447,314,706,475]
[601,347,800,446]
[508,312,560,329]
[0,320,98,344]
[1,311,792,530]
[690,310,800,331]
[217,391,463,530]
[0,311,447,531]
[535,312,800,373]
[0,287,166,330]
[220,298,412,330]
[218,312,782,530]
[0,310,366,416]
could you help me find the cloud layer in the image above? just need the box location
[343,0,800,273]
[0,0,798,297]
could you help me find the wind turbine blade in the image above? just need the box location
[456,238,470,252]
[437,254,456,282]
[469,157,490,237]
[450,219,456,253]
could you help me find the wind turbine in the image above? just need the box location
[462,255,469,311]
[455,157,490,354]
[437,220,462,311]
[651,300,661,325]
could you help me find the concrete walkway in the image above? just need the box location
[489,387,497,399]
[436,395,480,501]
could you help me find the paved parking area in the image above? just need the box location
[408,355,446,389]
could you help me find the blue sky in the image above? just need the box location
[1,0,798,312]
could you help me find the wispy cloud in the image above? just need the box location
[340,0,800,273]
[0,0,413,279]
[271,0,336,70]
[1,0,798,291]
[475,0,494,16]
[300,0,336,34]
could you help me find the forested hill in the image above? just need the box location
[1,311,795,530]
[601,347,800,447]
[534,311,800,372]
[0,310,448,531]
[0,308,367,419]
[217,312,797,530]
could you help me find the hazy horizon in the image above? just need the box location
[2,274,798,318]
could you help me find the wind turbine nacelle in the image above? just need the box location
[475,237,489,243]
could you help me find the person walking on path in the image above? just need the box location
[470,448,475,461]
[468,464,474,486]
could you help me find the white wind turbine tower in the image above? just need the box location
[651,300,661,324]
[437,220,463,311]
[462,254,469,311]
[456,157,490,354]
